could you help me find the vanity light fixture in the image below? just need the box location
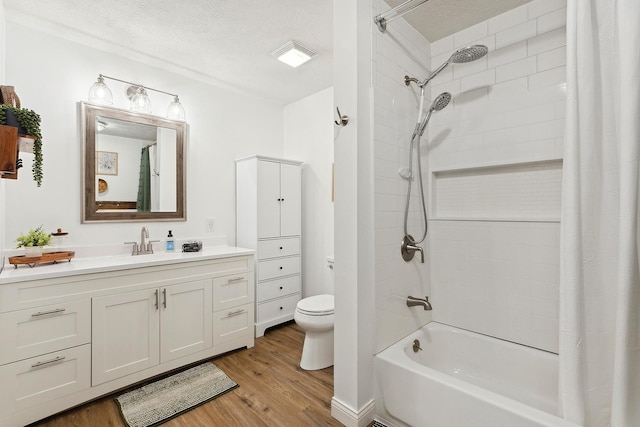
[87,74,186,120]
[271,41,317,68]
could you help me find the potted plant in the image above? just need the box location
[15,225,52,257]
[0,105,43,186]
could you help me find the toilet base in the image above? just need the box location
[300,329,334,370]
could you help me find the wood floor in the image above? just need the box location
[30,322,342,427]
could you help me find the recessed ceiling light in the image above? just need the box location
[271,41,317,68]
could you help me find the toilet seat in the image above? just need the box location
[296,294,334,316]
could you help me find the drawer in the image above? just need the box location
[257,293,301,323]
[0,299,91,366]
[213,274,253,311]
[0,344,91,414]
[257,237,300,260]
[257,276,301,302]
[258,257,300,281]
[213,303,254,346]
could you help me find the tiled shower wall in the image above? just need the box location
[427,0,567,353]
[372,0,433,352]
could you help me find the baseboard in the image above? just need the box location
[331,396,375,427]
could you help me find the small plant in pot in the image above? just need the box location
[16,225,52,257]
[0,105,44,187]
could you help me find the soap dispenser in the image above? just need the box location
[166,230,175,252]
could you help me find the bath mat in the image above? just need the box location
[116,362,238,427]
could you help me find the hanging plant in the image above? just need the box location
[0,105,43,186]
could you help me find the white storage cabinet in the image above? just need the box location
[236,156,302,337]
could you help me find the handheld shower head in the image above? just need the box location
[417,92,451,136]
[421,44,488,86]
[431,92,451,111]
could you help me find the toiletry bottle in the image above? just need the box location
[166,230,175,252]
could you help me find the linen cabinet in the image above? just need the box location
[236,156,302,337]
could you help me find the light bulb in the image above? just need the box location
[167,96,186,120]
[88,75,113,105]
[130,87,151,113]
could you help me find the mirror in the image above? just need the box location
[81,102,186,222]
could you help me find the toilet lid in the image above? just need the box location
[297,294,334,315]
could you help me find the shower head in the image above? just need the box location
[416,92,451,137]
[421,44,488,86]
[430,92,451,111]
[449,45,488,63]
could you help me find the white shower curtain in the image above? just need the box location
[560,1,640,426]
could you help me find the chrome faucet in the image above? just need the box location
[140,226,149,254]
[407,296,432,311]
[124,226,158,255]
[401,235,424,263]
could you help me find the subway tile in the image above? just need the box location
[460,69,496,93]
[528,66,566,90]
[488,4,529,34]
[537,7,567,34]
[488,41,527,69]
[377,33,398,62]
[537,46,566,71]
[431,35,454,57]
[528,27,566,56]
[453,56,488,80]
[496,20,537,50]
[528,0,567,19]
[529,118,565,140]
[454,21,489,48]
[496,56,537,83]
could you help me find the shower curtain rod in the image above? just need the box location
[374,0,430,32]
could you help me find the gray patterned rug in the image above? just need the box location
[116,362,238,427]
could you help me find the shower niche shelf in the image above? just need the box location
[431,158,563,222]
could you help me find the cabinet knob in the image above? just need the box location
[279,286,283,290]
[279,266,283,270]
[279,247,283,250]
[280,306,283,310]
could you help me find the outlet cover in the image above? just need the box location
[206,217,215,232]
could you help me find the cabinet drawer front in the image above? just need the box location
[257,293,300,323]
[0,299,91,366]
[257,276,301,302]
[257,237,300,260]
[0,344,91,414]
[213,303,254,346]
[258,257,300,281]
[213,274,253,311]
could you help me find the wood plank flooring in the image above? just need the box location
[30,322,342,427]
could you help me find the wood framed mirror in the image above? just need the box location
[81,102,186,222]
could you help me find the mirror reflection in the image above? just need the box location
[82,103,186,222]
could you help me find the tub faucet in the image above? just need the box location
[401,235,424,263]
[407,296,432,311]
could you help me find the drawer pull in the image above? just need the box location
[154,289,159,310]
[31,308,66,318]
[226,277,244,283]
[163,288,167,308]
[31,356,66,368]
[227,309,245,317]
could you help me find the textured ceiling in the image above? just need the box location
[4,0,530,106]
[385,0,532,42]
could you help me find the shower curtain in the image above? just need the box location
[136,146,151,212]
[560,1,640,426]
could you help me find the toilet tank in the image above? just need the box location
[326,256,335,294]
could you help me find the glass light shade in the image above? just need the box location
[88,76,113,105]
[130,87,151,113]
[167,96,186,120]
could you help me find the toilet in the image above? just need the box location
[294,258,334,370]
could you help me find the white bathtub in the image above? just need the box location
[375,322,581,427]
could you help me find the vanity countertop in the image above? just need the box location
[0,245,255,285]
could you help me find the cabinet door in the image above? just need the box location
[92,289,160,386]
[280,163,301,237]
[160,280,213,363]
[257,160,281,239]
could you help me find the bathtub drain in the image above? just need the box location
[412,339,422,352]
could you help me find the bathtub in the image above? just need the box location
[375,322,581,427]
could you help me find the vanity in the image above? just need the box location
[0,247,254,427]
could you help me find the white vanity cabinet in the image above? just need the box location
[236,156,302,337]
[0,251,254,427]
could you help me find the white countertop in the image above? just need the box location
[0,246,255,285]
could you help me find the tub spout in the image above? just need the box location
[407,296,432,311]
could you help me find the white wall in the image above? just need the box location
[283,87,334,298]
[2,20,284,249]
[0,0,5,272]
[372,0,433,353]
[427,0,567,353]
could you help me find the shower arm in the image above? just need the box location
[421,60,450,87]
